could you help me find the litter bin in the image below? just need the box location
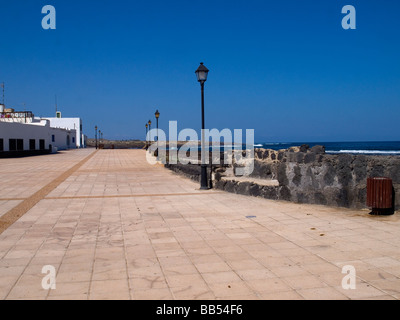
[367,177,393,215]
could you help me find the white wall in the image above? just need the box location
[44,118,83,148]
[0,120,76,152]
[49,127,77,151]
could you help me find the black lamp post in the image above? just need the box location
[99,130,102,148]
[155,110,160,160]
[95,125,98,150]
[148,120,152,146]
[195,62,210,190]
[145,123,148,149]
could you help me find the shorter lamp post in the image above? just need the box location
[155,110,160,160]
[148,120,152,147]
[95,125,98,150]
[145,123,148,149]
[99,130,102,148]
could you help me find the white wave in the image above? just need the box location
[263,143,286,145]
[254,144,264,147]
[326,150,400,155]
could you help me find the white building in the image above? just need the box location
[0,105,82,157]
[43,111,85,148]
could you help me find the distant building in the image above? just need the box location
[43,111,86,148]
[0,104,85,158]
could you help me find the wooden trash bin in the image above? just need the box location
[367,177,393,215]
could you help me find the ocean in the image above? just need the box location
[254,141,400,156]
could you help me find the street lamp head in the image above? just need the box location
[145,123,148,128]
[148,120,152,126]
[155,110,160,119]
[95,126,97,130]
[195,62,209,83]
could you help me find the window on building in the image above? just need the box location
[72,137,75,144]
[29,139,36,150]
[52,135,55,142]
[39,139,45,150]
[0,139,3,152]
[9,139,17,151]
[67,136,70,146]
[17,139,24,151]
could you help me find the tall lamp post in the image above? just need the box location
[195,62,210,190]
[95,125,98,150]
[155,110,160,160]
[145,123,148,149]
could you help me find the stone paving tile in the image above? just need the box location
[295,287,348,300]
[171,285,215,300]
[0,149,399,300]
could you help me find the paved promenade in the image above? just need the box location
[0,149,399,300]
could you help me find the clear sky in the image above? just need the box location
[1,0,399,142]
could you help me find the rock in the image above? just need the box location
[323,163,336,186]
[300,144,310,153]
[249,184,261,197]
[279,186,291,201]
[237,182,251,195]
[224,180,237,193]
[277,163,288,186]
[296,152,305,163]
[310,145,325,154]
[353,156,367,183]
[297,192,309,204]
[337,165,352,187]
[304,153,316,164]
[293,165,302,186]
[389,164,400,184]
[215,179,227,190]
[261,186,279,200]
[369,164,385,178]
[288,146,300,153]
[314,192,327,205]
[336,188,350,207]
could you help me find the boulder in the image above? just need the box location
[310,145,326,154]
[300,144,310,153]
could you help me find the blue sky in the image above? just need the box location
[0,0,399,142]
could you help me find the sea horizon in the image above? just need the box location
[254,141,400,155]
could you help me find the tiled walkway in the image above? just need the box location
[0,149,399,300]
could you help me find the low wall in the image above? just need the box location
[165,145,400,211]
[164,163,202,182]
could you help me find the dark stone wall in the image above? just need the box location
[164,163,202,183]
[245,148,400,210]
[164,147,400,211]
